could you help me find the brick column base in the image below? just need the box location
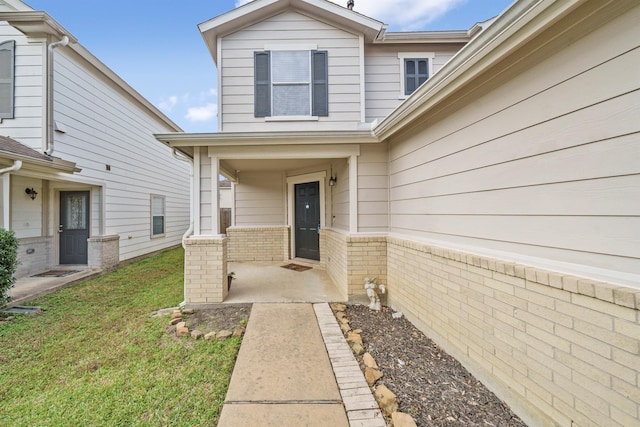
[184,236,227,305]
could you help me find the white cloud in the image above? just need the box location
[234,0,464,31]
[158,95,178,112]
[185,103,218,122]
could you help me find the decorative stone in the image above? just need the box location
[232,328,245,337]
[340,323,351,334]
[169,317,182,326]
[363,352,378,369]
[352,328,362,334]
[339,317,350,325]
[331,303,347,312]
[171,310,182,319]
[391,412,418,427]
[191,330,204,339]
[176,325,190,337]
[217,330,233,340]
[204,331,217,341]
[182,308,195,315]
[335,311,347,321]
[365,367,383,386]
[346,331,363,346]
[350,341,365,356]
[374,384,398,416]
[176,321,186,329]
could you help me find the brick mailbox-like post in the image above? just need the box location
[183,235,227,305]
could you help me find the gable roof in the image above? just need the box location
[0,136,79,172]
[199,0,386,63]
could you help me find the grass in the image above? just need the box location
[0,247,241,426]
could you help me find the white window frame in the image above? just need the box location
[398,52,434,99]
[150,194,166,238]
[264,43,319,120]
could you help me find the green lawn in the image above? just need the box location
[0,247,241,426]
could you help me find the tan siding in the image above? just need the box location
[358,143,388,232]
[365,45,463,122]
[220,11,361,132]
[235,171,285,225]
[330,158,350,231]
[388,7,640,284]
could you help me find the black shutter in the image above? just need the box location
[311,50,328,117]
[254,51,271,117]
[0,40,15,119]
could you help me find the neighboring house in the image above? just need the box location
[0,0,191,277]
[156,0,639,426]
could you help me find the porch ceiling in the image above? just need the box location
[221,158,331,172]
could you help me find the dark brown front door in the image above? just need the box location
[295,181,320,260]
[59,191,89,265]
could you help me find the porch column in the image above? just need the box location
[349,155,358,233]
[211,156,220,234]
[184,235,228,305]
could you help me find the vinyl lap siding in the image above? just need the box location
[51,50,191,260]
[388,8,640,285]
[221,11,361,132]
[235,171,285,226]
[0,22,44,146]
[358,143,388,232]
[365,45,462,123]
[330,158,349,231]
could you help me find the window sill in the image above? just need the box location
[265,116,319,122]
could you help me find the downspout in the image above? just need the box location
[44,36,69,156]
[172,148,193,308]
[0,160,22,229]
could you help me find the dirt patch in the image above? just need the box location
[169,304,252,335]
[343,304,527,427]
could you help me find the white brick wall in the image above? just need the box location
[184,236,227,304]
[227,226,289,261]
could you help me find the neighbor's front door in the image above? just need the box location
[59,191,90,265]
[295,181,320,260]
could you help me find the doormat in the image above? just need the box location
[280,263,312,272]
[32,270,79,278]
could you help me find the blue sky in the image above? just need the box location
[25,0,514,132]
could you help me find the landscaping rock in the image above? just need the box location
[204,331,217,341]
[331,303,347,312]
[363,352,378,369]
[191,330,204,340]
[374,384,398,416]
[182,308,195,315]
[171,310,182,319]
[351,341,365,356]
[365,367,383,386]
[232,328,244,337]
[217,330,232,340]
[346,331,363,346]
[340,323,351,334]
[391,412,418,427]
[169,317,182,326]
[175,321,189,337]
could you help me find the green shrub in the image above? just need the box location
[0,228,18,304]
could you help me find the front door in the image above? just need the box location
[295,181,320,260]
[59,191,90,265]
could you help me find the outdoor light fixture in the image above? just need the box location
[329,176,337,186]
[25,187,38,200]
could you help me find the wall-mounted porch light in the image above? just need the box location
[328,176,337,186]
[25,187,38,200]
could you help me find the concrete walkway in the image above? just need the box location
[6,269,101,306]
[217,303,385,427]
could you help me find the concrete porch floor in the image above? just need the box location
[224,260,345,303]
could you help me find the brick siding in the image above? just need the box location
[227,226,289,261]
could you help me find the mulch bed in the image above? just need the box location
[343,304,527,427]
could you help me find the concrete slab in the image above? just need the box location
[6,269,101,306]
[217,403,349,427]
[225,303,342,403]
[224,261,345,303]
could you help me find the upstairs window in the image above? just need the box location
[398,52,434,98]
[0,40,15,119]
[255,50,328,118]
[151,195,165,237]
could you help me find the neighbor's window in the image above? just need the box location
[398,52,434,97]
[151,195,165,237]
[0,40,16,119]
[254,50,328,118]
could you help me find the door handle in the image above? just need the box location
[58,225,63,233]
[317,224,321,234]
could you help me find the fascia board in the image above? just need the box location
[376,30,470,44]
[155,130,380,147]
[0,11,77,43]
[0,151,79,173]
[373,0,586,141]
